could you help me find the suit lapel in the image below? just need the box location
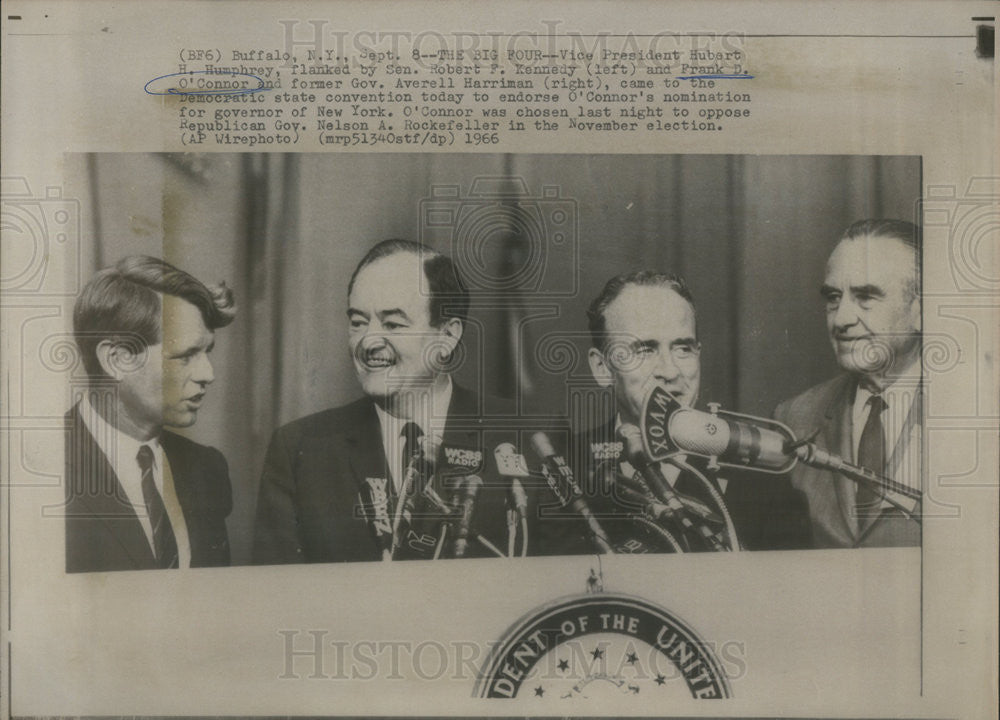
[342,401,393,554]
[67,406,155,568]
[162,432,193,511]
[344,401,390,490]
[887,382,923,483]
[337,386,481,558]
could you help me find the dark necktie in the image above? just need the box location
[137,445,179,569]
[856,395,887,520]
[401,421,424,470]
[392,422,424,556]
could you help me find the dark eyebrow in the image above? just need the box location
[630,338,659,350]
[168,339,212,360]
[820,284,840,298]
[347,307,368,319]
[669,337,699,348]
[377,308,411,322]
[850,284,885,297]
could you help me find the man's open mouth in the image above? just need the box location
[362,353,395,369]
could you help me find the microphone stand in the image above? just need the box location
[789,440,922,523]
[610,476,687,553]
[664,455,740,551]
[639,383,922,528]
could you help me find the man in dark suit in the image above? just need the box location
[253,240,547,564]
[775,220,922,548]
[563,270,809,554]
[65,255,235,572]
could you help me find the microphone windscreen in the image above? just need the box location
[419,432,444,464]
[464,475,483,498]
[616,423,646,462]
[668,409,731,456]
[530,432,556,459]
[494,443,531,478]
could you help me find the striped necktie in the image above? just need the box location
[137,445,179,569]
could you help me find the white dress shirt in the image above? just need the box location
[79,395,192,567]
[851,359,922,499]
[374,378,454,495]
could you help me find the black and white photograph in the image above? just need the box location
[61,152,923,570]
[1,2,996,718]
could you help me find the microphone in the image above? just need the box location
[392,432,440,552]
[360,476,395,561]
[640,383,796,473]
[618,424,677,505]
[610,478,697,529]
[494,444,530,557]
[494,442,531,517]
[452,475,482,558]
[618,423,726,552]
[529,432,613,554]
[508,477,528,518]
[794,442,922,509]
[640,383,919,518]
[612,466,722,525]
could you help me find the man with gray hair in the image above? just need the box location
[775,219,922,548]
[66,255,236,572]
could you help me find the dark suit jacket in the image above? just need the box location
[65,405,232,573]
[774,374,921,549]
[252,385,556,564]
[560,419,810,554]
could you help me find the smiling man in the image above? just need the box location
[774,219,922,548]
[561,270,808,555]
[253,239,541,564]
[66,256,236,572]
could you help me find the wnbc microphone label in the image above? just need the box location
[475,593,731,700]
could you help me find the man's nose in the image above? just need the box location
[652,349,681,382]
[358,331,388,352]
[831,296,860,331]
[192,353,215,385]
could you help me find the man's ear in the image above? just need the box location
[438,317,464,354]
[95,338,144,380]
[95,339,123,380]
[588,347,614,388]
[907,292,922,333]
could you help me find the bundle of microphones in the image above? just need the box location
[373,431,497,561]
[375,382,919,560]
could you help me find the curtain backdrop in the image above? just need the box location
[70,152,921,563]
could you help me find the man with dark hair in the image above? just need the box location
[253,240,543,563]
[775,219,922,548]
[562,269,808,554]
[66,255,236,572]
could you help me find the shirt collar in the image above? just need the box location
[374,376,454,442]
[853,358,922,419]
[79,394,162,472]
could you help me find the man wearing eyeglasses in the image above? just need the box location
[558,270,808,554]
